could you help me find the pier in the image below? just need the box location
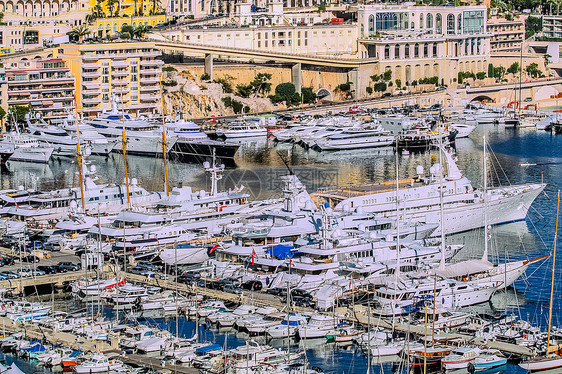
[125,273,537,358]
[122,354,200,373]
[0,270,97,293]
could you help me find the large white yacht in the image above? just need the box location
[84,97,177,156]
[313,148,545,236]
[314,125,394,151]
[89,156,259,241]
[59,114,118,156]
[216,121,267,138]
[0,132,54,163]
[6,167,159,221]
[26,114,78,157]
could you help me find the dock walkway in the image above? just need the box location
[123,354,200,373]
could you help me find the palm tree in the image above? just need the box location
[70,26,91,43]
[107,0,117,16]
[133,24,151,39]
[151,0,160,15]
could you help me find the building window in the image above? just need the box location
[414,43,419,57]
[427,14,433,30]
[423,42,428,57]
[436,14,442,34]
[420,13,424,28]
[384,44,390,59]
[433,42,438,56]
[447,14,455,34]
[457,14,462,34]
[368,15,374,34]
[395,44,400,59]
[463,11,484,34]
[375,12,409,32]
[405,43,410,58]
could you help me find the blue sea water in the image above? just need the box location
[2,124,562,373]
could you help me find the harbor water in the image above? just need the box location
[1,124,561,373]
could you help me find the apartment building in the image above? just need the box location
[357,4,491,85]
[487,15,525,53]
[4,59,75,122]
[0,0,90,50]
[55,42,163,117]
[543,15,562,39]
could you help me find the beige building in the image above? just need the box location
[357,4,491,85]
[487,15,525,53]
[0,0,89,51]
[55,42,163,117]
[5,58,75,122]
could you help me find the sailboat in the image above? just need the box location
[519,191,562,372]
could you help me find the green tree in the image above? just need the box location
[107,0,117,16]
[373,82,387,93]
[133,24,151,39]
[525,16,541,39]
[493,66,506,81]
[250,73,272,95]
[382,70,392,81]
[488,63,494,78]
[301,88,316,103]
[236,84,253,98]
[335,82,351,92]
[120,24,134,39]
[476,72,487,80]
[9,105,31,123]
[69,26,91,43]
[507,62,520,75]
[395,79,402,88]
[366,86,373,95]
[274,83,296,102]
[317,4,327,12]
[526,62,545,78]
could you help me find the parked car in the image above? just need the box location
[291,289,313,299]
[223,284,243,295]
[17,269,33,278]
[135,261,161,272]
[57,262,80,271]
[0,257,15,266]
[21,255,40,263]
[53,265,68,273]
[31,269,46,276]
[266,287,287,296]
[36,265,58,274]
[241,280,263,291]
[293,296,314,308]
[0,271,19,279]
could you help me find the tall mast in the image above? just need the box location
[483,136,488,260]
[547,190,560,355]
[118,94,131,207]
[160,75,170,197]
[74,100,86,211]
[394,142,401,280]
[438,128,445,269]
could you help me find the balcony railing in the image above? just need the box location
[112,79,130,86]
[83,97,101,104]
[83,63,101,69]
[83,72,101,79]
[139,60,164,67]
[140,69,161,75]
[112,71,130,77]
[83,88,101,95]
[140,85,160,92]
[140,94,159,102]
[140,77,160,84]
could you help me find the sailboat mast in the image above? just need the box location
[74,105,86,211]
[395,143,401,280]
[160,75,170,197]
[547,190,560,354]
[438,129,445,268]
[483,136,488,259]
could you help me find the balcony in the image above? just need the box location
[140,77,160,84]
[144,50,162,57]
[113,87,130,94]
[112,79,130,86]
[83,106,102,112]
[83,72,101,79]
[82,88,101,95]
[83,54,100,61]
[140,85,159,92]
[139,59,164,67]
[140,69,161,75]
[112,60,130,68]
[83,97,101,105]
[83,63,101,69]
[83,81,101,89]
[112,70,129,77]
[140,94,159,102]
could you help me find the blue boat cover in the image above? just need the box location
[22,344,45,353]
[196,344,222,354]
[266,244,295,260]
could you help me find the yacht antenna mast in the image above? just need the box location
[483,136,488,260]
[160,74,170,196]
[204,148,224,197]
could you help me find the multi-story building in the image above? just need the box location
[4,58,75,122]
[93,15,167,38]
[56,42,163,117]
[0,0,90,50]
[357,4,491,85]
[542,15,562,39]
[487,15,525,53]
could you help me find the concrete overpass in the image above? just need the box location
[464,78,562,106]
[148,37,375,95]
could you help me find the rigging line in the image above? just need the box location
[488,141,512,186]
[525,206,550,251]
